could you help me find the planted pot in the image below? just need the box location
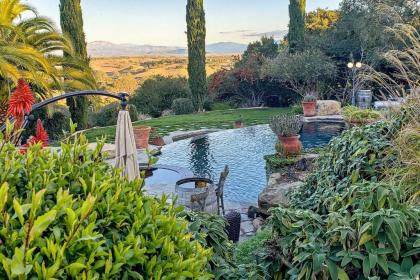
[302,101,317,117]
[234,120,244,128]
[133,126,151,149]
[278,135,302,156]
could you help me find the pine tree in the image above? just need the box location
[186,0,207,111]
[59,0,89,129]
[288,0,306,53]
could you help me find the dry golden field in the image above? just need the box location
[91,55,236,93]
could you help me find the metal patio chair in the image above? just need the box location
[215,165,229,215]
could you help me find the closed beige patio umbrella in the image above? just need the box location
[115,110,139,181]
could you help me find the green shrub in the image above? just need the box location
[265,102,420,280]
[234,228,271,265]
[21,105,71,142]
[291,103,303,115]
[343,106,382,124]
[0,131,212,279]
[91,102,138,127]
[289,120,394,213]
[129,76,191,117]
[270,182,420,280]
[264,154,299,171]
[171,98,195,115]
[212,101,233,111]
[179,211,235,277]
[203,96,214,111]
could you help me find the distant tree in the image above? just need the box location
[242,36,279,60]
[305,8,339,33]
[323,0,416,63]
[129,76,190,117]
[288,0,306,53]
[59,0,91,129]
[186,0,207,111]
[262,49,337,99]
[112,74,138,95]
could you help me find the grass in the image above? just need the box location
[83,107,293,143]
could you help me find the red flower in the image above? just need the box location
[7,79,35,122]
[34,119,48,146]
[20,119,49,154]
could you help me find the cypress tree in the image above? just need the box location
[59,0,89,129]
[186,0,207,111]
[288,0,306,53]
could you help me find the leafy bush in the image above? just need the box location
[264,154,299,172]
[262,49,337,98]
[291,103,304,115]
[269,114,302,137]
[266,101,420,280]
[21,105,71,142]
[343,106,382,124]
[179,211,235,278]
[270,182,420,280]
[211,102,233,111]
[129,76,191,117]
[203,96,214,111]
[91,102,138,127]
[171,98,195,115]
[0,131,212,279]
[234,228,271,265]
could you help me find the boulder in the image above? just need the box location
[252,217,265,232]
[316,100,341,116]
[258,173,301,215]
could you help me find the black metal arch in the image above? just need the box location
[1,90,129,134]
[32,90,128,112]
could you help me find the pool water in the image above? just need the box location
[157,123,345,204]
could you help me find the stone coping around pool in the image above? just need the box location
[163,128,222,144]
[303,115,344,123]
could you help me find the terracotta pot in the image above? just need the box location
[278,135,302,156]
[234,120,244,128]
[302,101,317,117]
[133,126,151,149]
[152,136,165,146]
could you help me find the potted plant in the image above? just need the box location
[269,114,303,156]
[302,94,317,117]
[234,115,244,128]
[133,125,151,149]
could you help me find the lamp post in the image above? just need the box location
[347,61,362,106]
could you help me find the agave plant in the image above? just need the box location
[269,114,302,137]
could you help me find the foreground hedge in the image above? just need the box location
[0,132,211,279]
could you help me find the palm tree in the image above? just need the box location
[0,0,96,105]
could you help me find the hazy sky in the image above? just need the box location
[24,0,341,46]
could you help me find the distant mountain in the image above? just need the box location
[87,41,247,57]
[206,42,247,54]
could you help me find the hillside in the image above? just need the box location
[91,55,236,93]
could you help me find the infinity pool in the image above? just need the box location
[157,123,345,204]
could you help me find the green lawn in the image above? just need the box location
[83,107,293,143]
